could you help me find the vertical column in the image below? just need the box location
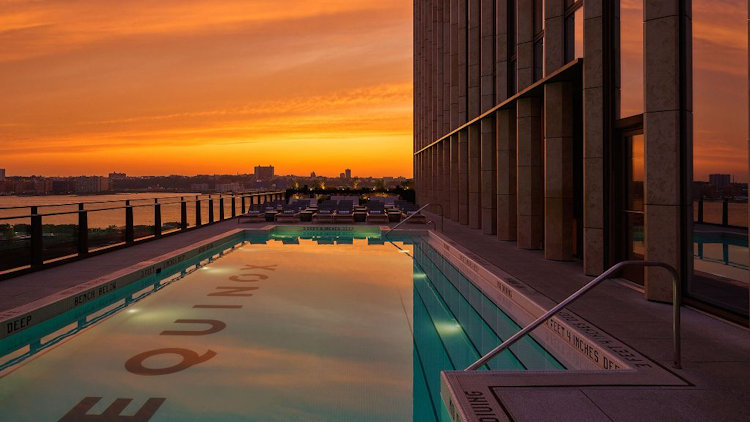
[543,0,572,259]
[450,0,460,129]
[516,0,543,249]
[497,107,517,240]
[443,0,452,136]
[495,0,513,240]
[458,129,470,224]
[458,0,468,124]
[495,0,510,103]
[468,124,482,228]
[422,148,432,205]
[544,82,575,260]
[544,0,565,72]
[432,146,441,207]
[516,0,534,90]
[450,135,460,220]
[436,143,445,210]
[643,0,692,302]
[481,116,498,234]
[468,0,481,118]
[442,139,452,216]
[480,0,497,234]
[583,0,607,275]
[414,0,422,203]
[437,0,445,137]
[432,1,439,143]
[517,98,544,249]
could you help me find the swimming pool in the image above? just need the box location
[0,228,562,421]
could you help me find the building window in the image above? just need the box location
[690,0,749,322]
[619,0,643,118]
[564,0,583,63]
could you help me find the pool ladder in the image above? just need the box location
[465,260,682,371]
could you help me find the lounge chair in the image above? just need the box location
[275,204,301,223]
[334,200,355,223]
[314,200,337,223]
[366,201,389,224]
[237,205,265,223]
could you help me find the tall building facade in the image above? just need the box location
[414,0,748,324]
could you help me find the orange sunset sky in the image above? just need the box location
[0,0,413,177]
[0,0,747,181]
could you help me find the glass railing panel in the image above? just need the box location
[87,208,125,251]
[728,202,747,227]
[41,212,78,263]
[185,199,198,228]
[160,200,182,234]
[0,217,31,272]
[701,201,724,225]
[132,205,155,240]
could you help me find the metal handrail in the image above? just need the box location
[430,203,445,232]
[465,260,682,370]
[383,203,434,237]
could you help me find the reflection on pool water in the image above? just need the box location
[0,231,561,421]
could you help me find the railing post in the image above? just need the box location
[697,198,704,223]
[154,199,162,237]
[180,197,187,230]
[722,199,729,226]
[78,203,88,256]
[125,200,134,244]
[195,196,202,227]
[231,194,236,217]
[219,195,225,220]
[208,196,214,223]
[30,206,43,268]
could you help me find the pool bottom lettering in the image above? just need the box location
[61,260,277,421]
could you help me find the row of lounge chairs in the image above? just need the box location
[237,197,426,224]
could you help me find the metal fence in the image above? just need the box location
[0,191,284,277]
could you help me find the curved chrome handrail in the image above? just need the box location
[465,260,682,370]
[383,203,433,237]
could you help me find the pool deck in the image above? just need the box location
[1,218,748,421]
[431,214,750,422]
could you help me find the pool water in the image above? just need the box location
[0,231,562,421]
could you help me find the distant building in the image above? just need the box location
[109,172,126,180]
[345,169,351,179]
[339,172,346,179]
[74,176,110,193]
[215,182,242,193]
[0,168,5,181]
[254,165,274,180]
[709,174,731,189]
[310,171,316,178]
